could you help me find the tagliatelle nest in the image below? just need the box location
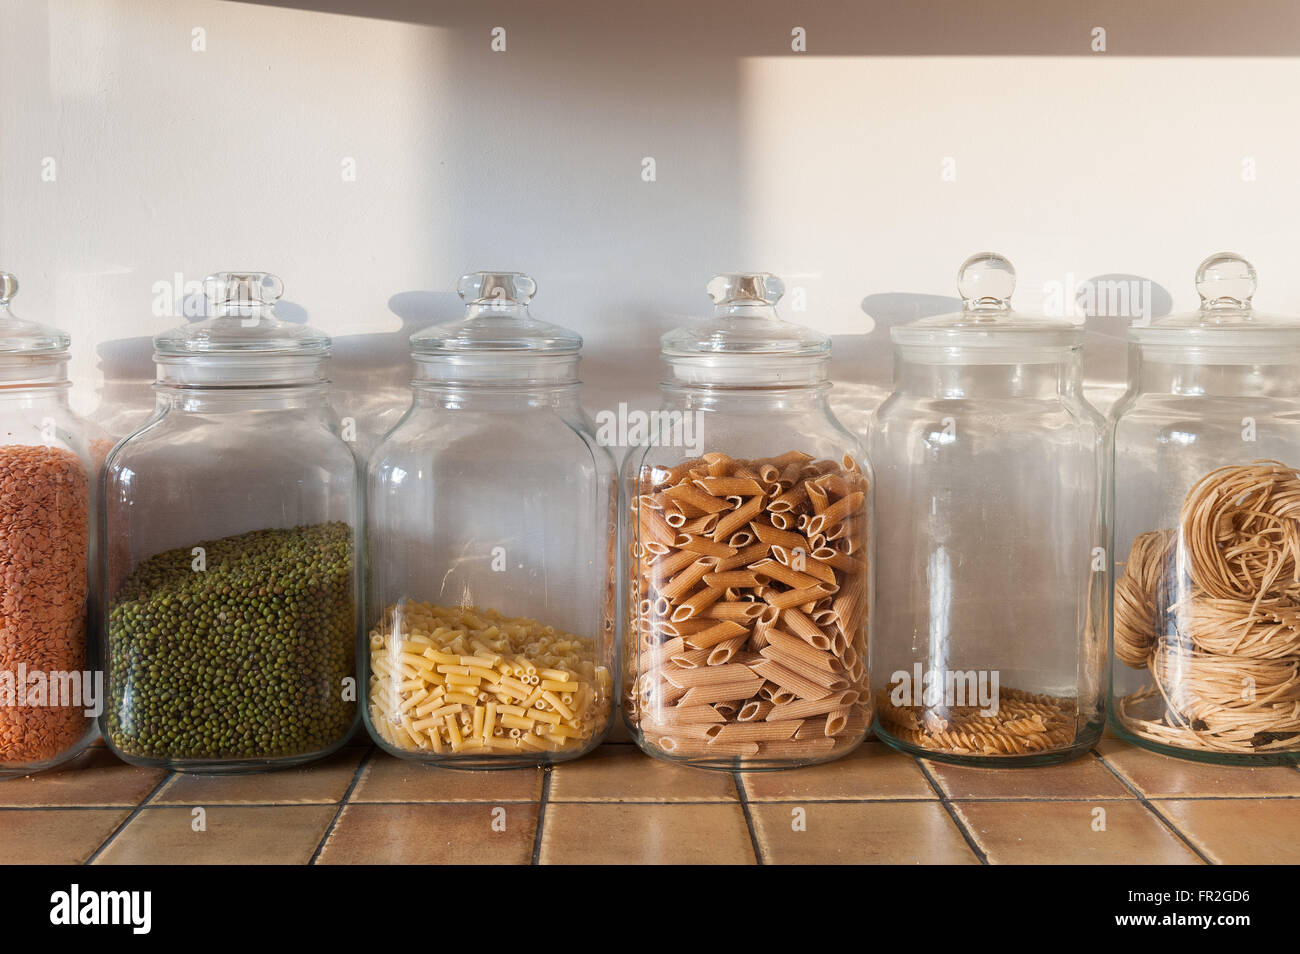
[1114,461,1300,754]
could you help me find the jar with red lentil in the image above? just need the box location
[0,272,98,778]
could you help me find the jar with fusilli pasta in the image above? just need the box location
[623,273,873,770]
[1111,253,1300,765]
[364,272,616,767]
[869,253,1108,766]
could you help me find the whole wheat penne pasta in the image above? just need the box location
[669,647,711,669]
[768,483,810,513]
[737,699,775,722]
[726,530,754,548]
[815,549,867,577]
[706,721,801,743]
[824,706,851,736]
[757,738,836,757]
[705,634,748,665]
[775,548,837,585]
[679,678,766,705]
[762,584,833,610]
[703,570,761,588]
[750,521,811,553]
[815,474,853,499]
[694,476,765,497]
[663,481,733,513]
[644,704,726,725]
[684,619,748,649]
[678,513,720,535]
[711,495,765,542]
[703,601,767,621]
[639,506,678,548]
[658,558,714,602]
[670,585,725,621]
[661,662,758,689]
[764,629,841,671]
[660,738,761,757]
[673,533,736,558]
[702,452,735,476]
[767,691,859,721]
[778,460,805,488]
[751,558,822,591]
[759,647,849,690]
[712,541,771,572]
[650,547,701,579]
[793,717,827,739]
[751,659,835,701]
[769,511,794,530]
[758,463,780,483]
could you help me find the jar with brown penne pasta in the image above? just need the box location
[869,254,1108,767]
[1111,254,1300,765]
[623,273,873,770]
[364,272,616,767]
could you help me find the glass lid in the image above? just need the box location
[661,273,829,357]
[890,252,1081,355]
[410,271,581,355]
[154,272,328,357]
[0,271,71,355]
[1129,253,1300,350]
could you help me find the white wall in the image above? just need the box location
[4,0,1300,452]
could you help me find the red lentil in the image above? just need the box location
[0,444,91,766]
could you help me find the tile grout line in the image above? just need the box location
[913,758,989,865]
[84,771,175,865]
[530,767,553,866]
[1091,750,1215,865]
[308,747,376,866]
[732,771,764,866]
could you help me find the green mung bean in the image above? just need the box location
[106,522,356,762]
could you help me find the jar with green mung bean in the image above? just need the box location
[101,273,360,772]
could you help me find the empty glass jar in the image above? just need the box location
[102,272,359,772]
[0,272,98,777]
[364,271,616,767]
[869,253,1108,766]
[1112,253,1300,764]
[624,273,872,770]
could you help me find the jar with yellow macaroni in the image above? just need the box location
[364,272,616,767]
[623,273,873,770]
[1111,253,1300,765]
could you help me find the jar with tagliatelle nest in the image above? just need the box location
[1112,253,1300,764]
[869,253,1109,766]
[623,273,873,770]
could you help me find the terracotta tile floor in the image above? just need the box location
[1,735,1296,864]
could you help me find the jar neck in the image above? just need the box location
[660,382,834,413]
[1131,345,1300,398]
[154,382,332,413]
[0,353,70,387]
[411,352,580,387]
[0,381,73,406]
[411,382,583,411]
[663,355,829,388]
[891,351,1081,400]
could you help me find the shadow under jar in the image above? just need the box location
[623,273,873,771]
[1112,253,1300,765]
[0,272,99,778]
[869,253,1108,767]
[102,272,360,773]
[364,272,616,768]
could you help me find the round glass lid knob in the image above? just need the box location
[957,252,1016,311]
[1195,252,1256,310]
[707,272,785,306]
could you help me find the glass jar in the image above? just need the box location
[623,273,872,770]
[0,272,98,777]
[869,253,1108,766]
[1112,253,1300,764]
[364,272,616,767]
[102,272,359,772]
